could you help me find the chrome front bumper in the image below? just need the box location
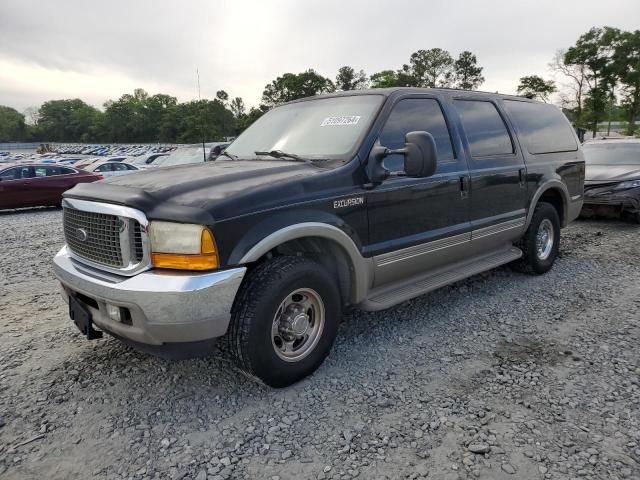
[53,245,245,346]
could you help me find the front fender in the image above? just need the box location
[229,213,372,303]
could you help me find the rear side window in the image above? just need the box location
[455,100,513,157]
[503,100,577,154]
[379,98,455,171]
[41,166,64,176]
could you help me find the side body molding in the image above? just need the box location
[526,180,571,228]
[239,222,374,304]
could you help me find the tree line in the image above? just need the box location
[519,27,640,136]
[0,27,638,144]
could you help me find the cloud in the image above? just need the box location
[0,0,638,111]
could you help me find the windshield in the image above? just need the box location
[583,143,640,165]
[226,95,383,160]
[131,156,150,165]
[156,147,206,167]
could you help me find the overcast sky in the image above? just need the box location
[1,0,638,113]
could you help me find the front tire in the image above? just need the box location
[516,202,561,274]
[228,256,341,387]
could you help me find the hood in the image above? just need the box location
[585,164,640,184]
[64,159,325,223]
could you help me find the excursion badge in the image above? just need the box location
[333,196,364,209]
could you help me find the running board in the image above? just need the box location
[360,246,522,311]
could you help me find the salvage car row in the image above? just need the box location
[0,142,230,210]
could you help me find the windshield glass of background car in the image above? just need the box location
[583,143,640,165]
[157,147,206,166]
[226,95,383,160]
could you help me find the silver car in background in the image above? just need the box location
[581,138,640,222]
[154,142,230,168]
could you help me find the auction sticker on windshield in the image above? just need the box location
[321,116,361,127]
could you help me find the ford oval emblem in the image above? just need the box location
[76,228,88,242]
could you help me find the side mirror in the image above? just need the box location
[403,131,438,178]
[366,131,438,184]
[208,145,222,161]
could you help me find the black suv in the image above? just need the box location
[53,88,585,387]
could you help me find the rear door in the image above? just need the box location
[366,95,471,286]
[32,165,59,204]
[45,166,79,203]
[452,98,527,235]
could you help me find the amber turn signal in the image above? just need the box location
[151,252,218,270]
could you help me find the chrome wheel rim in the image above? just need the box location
[271,288,325,362]
[536,219,554,261]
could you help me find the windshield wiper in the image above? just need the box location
[254,150,309,162]
[218,150,238,161]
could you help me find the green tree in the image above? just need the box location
[565,27,621,136]
[370,70,399,88]
[612,30,640,135]
[168,99,236,143]
[230,97,246,118]
[0,106,27,142]
[38,99,102,142]
[454,51,484,90]
[370,69,417,88]
[102,89,177,142]
[517,75,557,102]
[407,48,455,87]
[550,49,590,126]
[261,69,335,107]
[216,90,229,104]
[335,66,368,91]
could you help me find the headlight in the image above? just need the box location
[148,221,218,270]
[614,179,640,190]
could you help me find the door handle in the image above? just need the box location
[518,168,526,187]
[460,176,470,198]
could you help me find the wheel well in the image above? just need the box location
[538,188,565,226]
[256,236,354,306]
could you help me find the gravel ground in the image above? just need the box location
[1,208,639,480]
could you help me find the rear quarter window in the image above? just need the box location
[503,100,577,155]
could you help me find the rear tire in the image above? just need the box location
[228,256,341,387]
[515,202,561,275]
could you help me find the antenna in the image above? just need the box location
[197,68,206,162]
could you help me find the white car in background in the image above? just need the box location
[83,160,140,177]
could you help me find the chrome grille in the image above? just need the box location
[64,208,124,267]
[62,199,150,276]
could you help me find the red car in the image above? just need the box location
[0,163,102,210]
